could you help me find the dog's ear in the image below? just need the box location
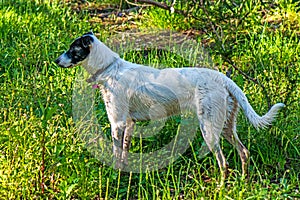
[81,35,93,48]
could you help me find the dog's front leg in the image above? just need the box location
[121,119,135,166]
[111,121,126,169]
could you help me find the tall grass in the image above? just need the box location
[0,0,299,199]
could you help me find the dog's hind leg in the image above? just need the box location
[121,118,135,166]
[196,87,228,178]
[223,96,250,177]
[199,119,228,178]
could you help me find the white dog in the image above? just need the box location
[55,32,284,177]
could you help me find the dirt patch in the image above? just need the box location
[65,0,143,30]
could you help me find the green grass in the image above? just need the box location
[0,0,299,199]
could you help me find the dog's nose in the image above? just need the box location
[54,57,61,64]
[54,57,65,68]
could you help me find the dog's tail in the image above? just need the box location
[221,74,284,129]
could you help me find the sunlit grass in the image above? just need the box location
[0,0,299,199]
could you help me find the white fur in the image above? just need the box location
[58,34,284,177]
[83,36,284,128]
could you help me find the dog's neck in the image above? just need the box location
[86,57,119,83]
[82,37,120,76]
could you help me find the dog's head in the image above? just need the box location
[55,32,94,68]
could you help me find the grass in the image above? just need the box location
[0,0,299,199]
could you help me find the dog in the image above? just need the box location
[55,32,284,177]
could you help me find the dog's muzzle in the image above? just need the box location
[54,57,62,67]
[54,53,73,68]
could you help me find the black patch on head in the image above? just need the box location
[66,35,94,65]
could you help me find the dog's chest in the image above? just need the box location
[99,87,115,118]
